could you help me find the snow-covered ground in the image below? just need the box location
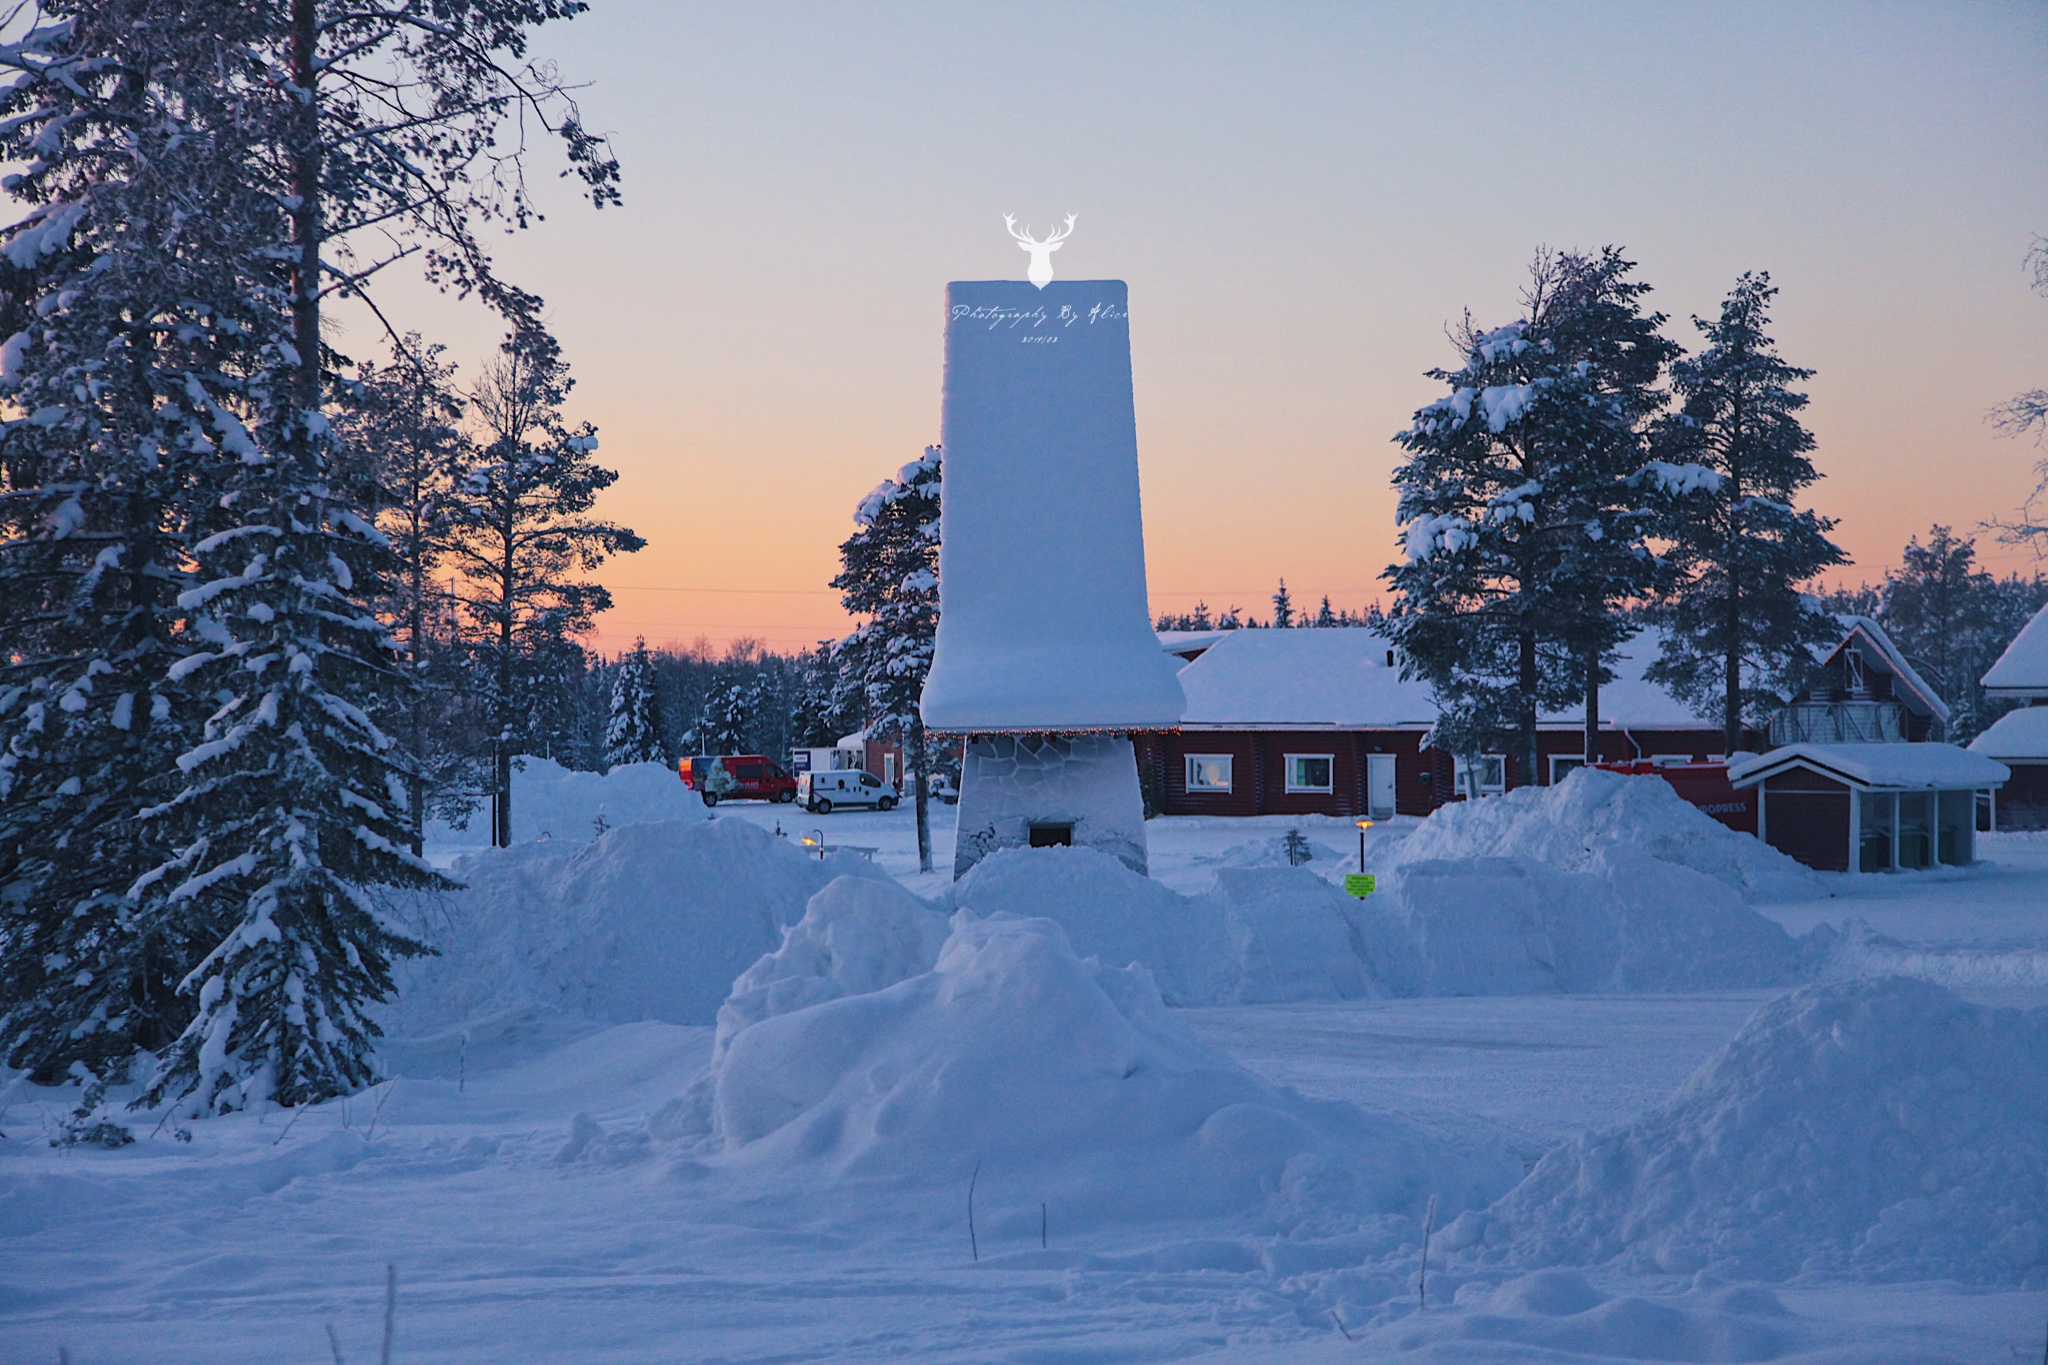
[6,775,2046,1363]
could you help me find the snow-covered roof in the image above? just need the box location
[1176,629,1438,729]
[1729,743,2009,791]
[1536,630,1713,732]
[1814,616,1948,722]
[1968,705,2048,760]
[1156,629,1229,658]
[1172,627,1714,733]
[1983,603,2048,697]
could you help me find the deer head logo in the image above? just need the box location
[1004,213,1076,289]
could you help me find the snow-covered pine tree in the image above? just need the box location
[605,639,665,768]
[832,448,941,872]
[336,336,479,843]
[1646,272,1845,755]
[1271,579,1295,628]
[1315,596,1338,628]
[0,2,228,1092]
[135,0,617,1114]
[1536,250,1684,765]
[444,333,644,845]
[696,674,755,754]
[788,644,852,749]
[1387,249,1679,783]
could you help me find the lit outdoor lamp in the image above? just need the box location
[1347,820,1376,899]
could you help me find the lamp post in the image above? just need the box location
[1356,818,1373,873]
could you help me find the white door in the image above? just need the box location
[1367,753,1396,819]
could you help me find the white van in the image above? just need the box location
[797,768,898,814]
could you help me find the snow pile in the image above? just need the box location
[946,843,1800,1003]
[950,847,1376,1005]
[383,819,890,1031]
[1484,977,2048,1284]
[953,846,1236,1005]
[1820,919,2048,992]
[656,913,1516,1231]
[425,756,702,849]
[1391,766,1819,902]
[1205,868,1384,1003]
[1353,1272,1813,1361]
[1374,847,1806,995]
[713,876,950,1062]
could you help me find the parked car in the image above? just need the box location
[677,754,797,806]
[798,768,898,814]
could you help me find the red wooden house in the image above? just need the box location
[1132,628,1745,820]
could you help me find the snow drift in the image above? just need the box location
[951,847,1377,1005]
[1390,766,1820,902]
[1483,976,2048,1285]
[1372,846,1807,995]
[713,875,951,1062]
[947,842,1805,1003]
[383,818,891,1031]
[425,756,703,849]
[656,912,1517,1232]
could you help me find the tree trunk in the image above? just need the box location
[288,0,322,415]
[910,715,931,874]
[1724,568,1743,757]
[1582,648,1600,768]
[1518,623,1538,791]
[494,523,516,847]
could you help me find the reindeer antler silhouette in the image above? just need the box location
[1003,213,1078,289]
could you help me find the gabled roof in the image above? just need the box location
[1156,629,1229,660]
[1536,631,1714,732]
[1968,704,2048,760]
[1815,616,1949,723]
[1983,602,2048,697]
[1729,742,2008,791]
[1171,626,1719,733]
[1175,629,1438,729]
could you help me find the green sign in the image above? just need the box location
[1344,874,1376,898]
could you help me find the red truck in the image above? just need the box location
[677,754,798,806]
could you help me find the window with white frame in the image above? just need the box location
[1650,754,1693,767]
[1453,754,1507,798]
[1185,754,1233,792]
[1549,755,1586,785]
[1285,753,1334,793]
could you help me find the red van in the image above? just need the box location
[677,754,798,806]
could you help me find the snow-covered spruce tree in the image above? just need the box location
[833,448,941,872]
[137,0,619,1114]
[1387,249,1679,784]
[605,638,665,768]
[443,333,643,846]
[0,3,276,1097]
[335,336,481,843]
[1646,272,1844,755]
[787,644,853,749]
[1271,579,1294,628]
[695,673,756,755]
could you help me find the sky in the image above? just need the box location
[357,1,2048,655]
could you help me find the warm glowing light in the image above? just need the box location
[1356,820,1374,831]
